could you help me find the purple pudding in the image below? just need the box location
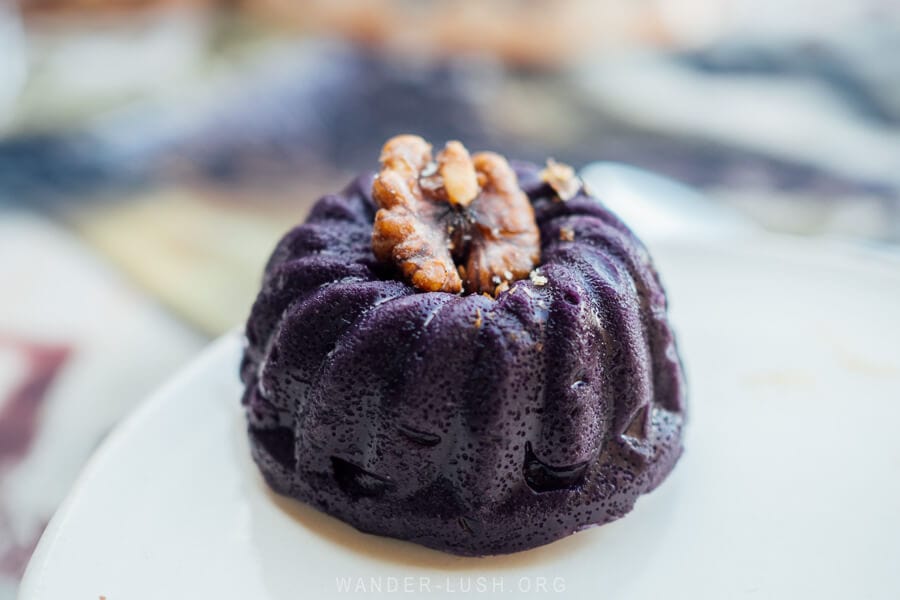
[241,135,686,556]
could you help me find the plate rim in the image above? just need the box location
[18,332,244,599]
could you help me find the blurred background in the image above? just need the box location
[0,0,899,595]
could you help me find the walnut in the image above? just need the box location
[540,158,581,201]
[372,135,541,296]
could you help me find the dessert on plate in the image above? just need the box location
[241,134,686,556]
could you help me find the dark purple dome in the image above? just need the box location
[241,162,686,556]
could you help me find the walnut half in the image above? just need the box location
[372,135,540,296]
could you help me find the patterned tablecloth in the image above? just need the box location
[0,2,898,596]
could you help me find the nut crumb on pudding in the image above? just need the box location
[559,226,575,241]
[540,158,581,201]
[530,270,548,286]
[372,134,540,296]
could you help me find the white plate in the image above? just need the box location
[20,236,900,600]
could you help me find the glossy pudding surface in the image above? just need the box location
[241,155,686,556]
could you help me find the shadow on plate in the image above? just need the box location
[262,484,602,571]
